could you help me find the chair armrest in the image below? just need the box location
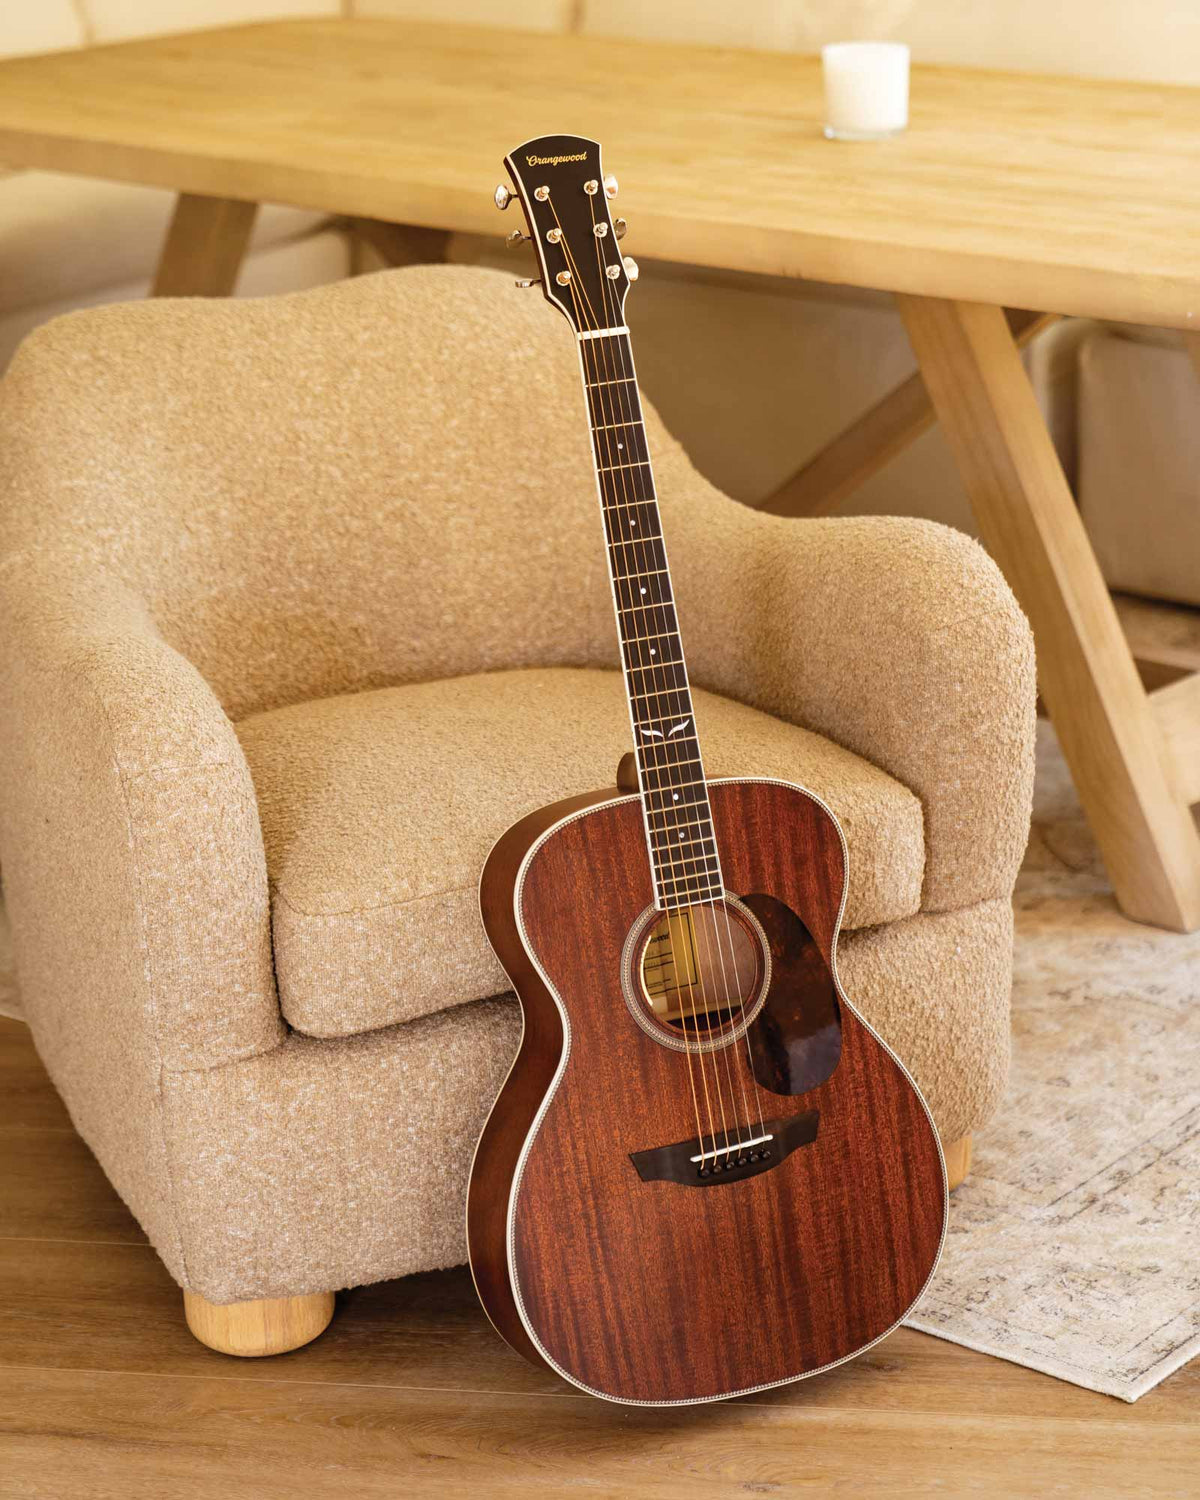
[0,556,284,1072]
[662,472,1036,912]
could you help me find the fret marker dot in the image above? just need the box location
[640,587,647,595]
[673,793,679,801]
[649,647,656,655]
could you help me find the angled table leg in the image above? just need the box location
[152,193,258,297]
[760,309,1058,519]
[900,295,1200,933]
[349,218,451,269]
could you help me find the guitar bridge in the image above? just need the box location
[629,1110,819,1187]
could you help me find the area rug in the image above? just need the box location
[905,721,1200,1401]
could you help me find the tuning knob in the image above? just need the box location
[494,184,514,210]
[614,217,628,241]
[514,277,538,289]
[603,174,618,199]
[505,229,531,248]
[622,255,639,282]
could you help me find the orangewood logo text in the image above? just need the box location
[525,152,588,166]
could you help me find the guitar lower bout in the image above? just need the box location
[467,773,947,1406]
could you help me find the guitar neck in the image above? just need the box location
[577,330,724,912]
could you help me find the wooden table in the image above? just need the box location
[3,18,1200,930]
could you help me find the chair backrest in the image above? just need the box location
[0,265,678,719]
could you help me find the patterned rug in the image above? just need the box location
[906,722,1200,1401]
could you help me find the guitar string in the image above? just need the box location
[552,210,716,1160]
[581,195,735,1165]
[582,191,749,1165]
[554,189,731,1163]
[551,174,769,1158]
[569,206,733,1164]
[567,244,723,1164]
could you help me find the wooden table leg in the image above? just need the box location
[900,295,1200,933]
[760,310,1058,519]
[151,192,258,297]
[349,218,451,269]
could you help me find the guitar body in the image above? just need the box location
[468,775,946,1405]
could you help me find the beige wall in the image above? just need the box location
[353,0,1200,86]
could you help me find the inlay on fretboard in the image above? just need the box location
[576,331,724,911]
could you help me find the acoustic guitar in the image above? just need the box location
[467,134,946,1406]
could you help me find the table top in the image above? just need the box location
[2,17,1200,328]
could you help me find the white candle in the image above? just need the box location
[822,42,910,141]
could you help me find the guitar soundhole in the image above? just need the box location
[637,901,765,1039]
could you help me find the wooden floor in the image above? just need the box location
[1,1017,1195,1499]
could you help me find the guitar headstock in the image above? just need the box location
[496,134,636,333]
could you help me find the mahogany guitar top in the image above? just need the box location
[470,777,946,1405]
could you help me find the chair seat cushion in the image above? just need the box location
[236,667,925,1039]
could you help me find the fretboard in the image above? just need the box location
[577,329,724,913]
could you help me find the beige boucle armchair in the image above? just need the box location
[0,265,1035,1354]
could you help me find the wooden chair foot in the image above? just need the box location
[183,1289,335,1356]
[943,1134,973,1192]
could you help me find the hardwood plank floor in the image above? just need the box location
[1,1018,1194,1498]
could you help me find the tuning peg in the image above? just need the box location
[622,255,639,282]
[505,229,531,248]
[603,174,618,199]
[494,184,514,210]
[514,277,538,289]
[614,217,627,241]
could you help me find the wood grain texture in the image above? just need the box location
[349,217,451,268]
[1,1018,1195,1499]
[470,779,945,1404]
[900,295,1200,934]
[760,310,1059,518]
[943,1134,972,1192]
[1150,674,1200,807]
[183,1289,335,1356]
[2,19,1200,327]
[151,191,257,297]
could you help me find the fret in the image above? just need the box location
[650,822,716,843]
[603,503,663,549]
[651,849,721,878]
[625,655,685,679]
[644,784,708,811]
[657,872,725,900]
[650,839,718,868]
[590,412,644,449]
[586,384,640,422]
[598,459,652,474]
[602,496,658,513]
[586,375,635,389]
[637,755,703,785]
[608,545,667,577]
[613,565,669,580]
[622,626,681,646]
[614,571,673,605]
[629,684,692,705]
[627,696,693,720]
